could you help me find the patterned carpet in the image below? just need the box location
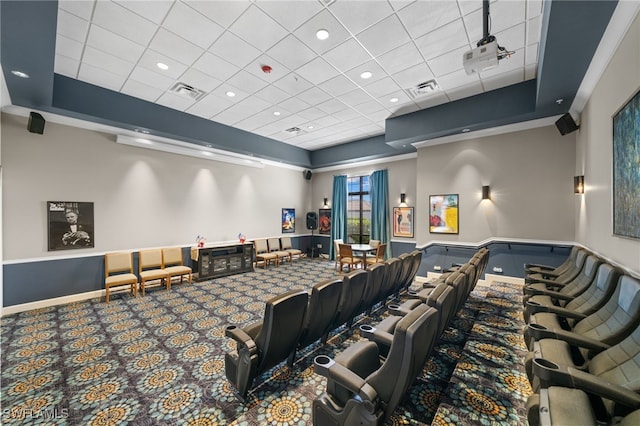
[0,259,531,425]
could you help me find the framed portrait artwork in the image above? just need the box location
[429,194,459,234]
[48,201,94,251]
[281,208,295,233]
[318,209,332,235]
[612,88,640,239]
[393,207,414,238]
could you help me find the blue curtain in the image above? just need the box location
[370,169,391,258]
[329,175,347,260]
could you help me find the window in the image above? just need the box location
[347,175,370,244]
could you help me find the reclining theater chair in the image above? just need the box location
[224,289,308,399]
[313,304,439,425]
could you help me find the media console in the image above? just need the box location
[191,243,254,281]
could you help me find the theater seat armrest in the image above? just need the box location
[313,355,378,404]
[225,325,258,355]
[525,263,554,271]
[529,277,568,286]
[528,304,587,321]
[528,325,610,352]
[567,367,640,409]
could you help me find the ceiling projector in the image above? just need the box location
[463,40,499,75]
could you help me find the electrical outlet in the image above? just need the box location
[316,244,322,248]
[434,265,442,271]
[493,267,503,273]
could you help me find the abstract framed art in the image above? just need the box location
[318,209,331,235]
[429,194,459,234]
[612,88,640,239]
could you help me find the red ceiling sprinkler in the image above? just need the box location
[261,65,272,74]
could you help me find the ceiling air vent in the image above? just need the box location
[405,79,439,99]
[284,126,304,135]
[170,82,206,101]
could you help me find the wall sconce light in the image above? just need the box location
[323,197,329,208]
[574,175,584,194]
[400,193,407,206]
[482,185,491,200]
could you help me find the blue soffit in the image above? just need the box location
[1,0,617,169]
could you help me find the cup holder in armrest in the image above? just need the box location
[529,323,548,331]
[313,355,335,376]
[527,301,542,306]
[359,324,375,339]
[533,358,560,370]
[387,304,399,310]
[532,357,563,383]
[407,290,418,296]
[225,325,237,337]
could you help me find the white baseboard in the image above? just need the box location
[1,289,105,317]
[484,273,524,285]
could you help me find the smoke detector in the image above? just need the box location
[170,82,206,101]
[405,79,439,99]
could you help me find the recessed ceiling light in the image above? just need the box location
[156,62,169,70]
[226,91,236,97]
[11,70,29,78]
[273,111,281,116]
[307,125,314,129]
[462,128,471,133]
[316,29,329,40]
[390,97,399,103]
[360,71,372,79]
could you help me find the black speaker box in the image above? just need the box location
[555,113,579,135]
[306,212,318,230]
[27,112,45,134]
[303,169,313,180]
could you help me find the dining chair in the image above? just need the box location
[139,249,169,295]
[338,243,363,272]
[162,247,192,288]
[333,239,343,270]
[104,252,138,303]
[365,243,386,266]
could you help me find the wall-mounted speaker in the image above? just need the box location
[303,169,313,180]
[27,112,45,134]
[555,112,579,135]
[306,212,318,230]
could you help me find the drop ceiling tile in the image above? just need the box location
[525,43,538,66]
[78,62,126,91]
[527,15,542,46]
[527,0,544,18]
[354,100,386,115]
[446,81,484,101]
[278,97,311,114]
[319,75,359,97]
[186,93,234,118]
[115,0,172,24]
[393,63,435,89]
[57,9,90,43]
[377,88,412,105]
[362,109,390,123]
[212,107,249,126]
[322,38,372,73]
[296,107,328,121]
[293,9,351,54]
[138,49,188,79]
[235,110,280,131]
[338,88,374,107]
[59,0,95,20]
[210,83,250,103]
[149,29,204,66]
[245,55,291,82]
[162,1,225,49]
[121,79,164,103]
[226,70,269,94]
[436,69,479,91]
[335,107,363,121]
[362,77,402,98]
[344,60,387,87]
[388,0,416,12]
[415,19,469,61]
[187,1,252,29]
[85,24,145,63]
[208,31,261,68]
[457,0,484,17]
[317,98,349,115]
[328,1,394,35]
[276,113,306,129]
[427,45,469,77]
[357,15,411,57]
[92,1,158,46]
[228,96,273,117]
[496,22,526,52]
[389,102,422,117]
[54,55,80,78]
[83,46,134,77]
[56,34,84,62]
[229,5,289,52]
[482,69,524,92]
[178,68,222,92]
[156,91,196,111]
[129,65,175,91]
[296,86,332,105]
[256,0,323,32]
[265,35,318,71]
[272,73,313,96]
[253,84,291,104]
[524,63,537,80]
[375,41,424,75]
[295,57,339,85]
[398,1,461,39]
[465,0,525,43]
[192,52,240,82]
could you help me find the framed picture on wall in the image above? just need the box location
[318,209,331,234]
[612,88,640,239]
[429,194,459,234]
[393,206,414,238]
[282,208,295,233]
[47,201,94,251]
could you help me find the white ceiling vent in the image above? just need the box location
[405,79,439,99]
[170,82,206,101]
[284,126,304,135]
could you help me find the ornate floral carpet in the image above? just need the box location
[0,259,531,425]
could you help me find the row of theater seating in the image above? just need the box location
[224,250,423,399]
[521,247,640,425]
[312,248,490,424]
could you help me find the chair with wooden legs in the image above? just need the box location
[162,247,192,288]
[338,243,363,272]
[139,249,169,295]
[254,238,278,269]
[104,252,138,303]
